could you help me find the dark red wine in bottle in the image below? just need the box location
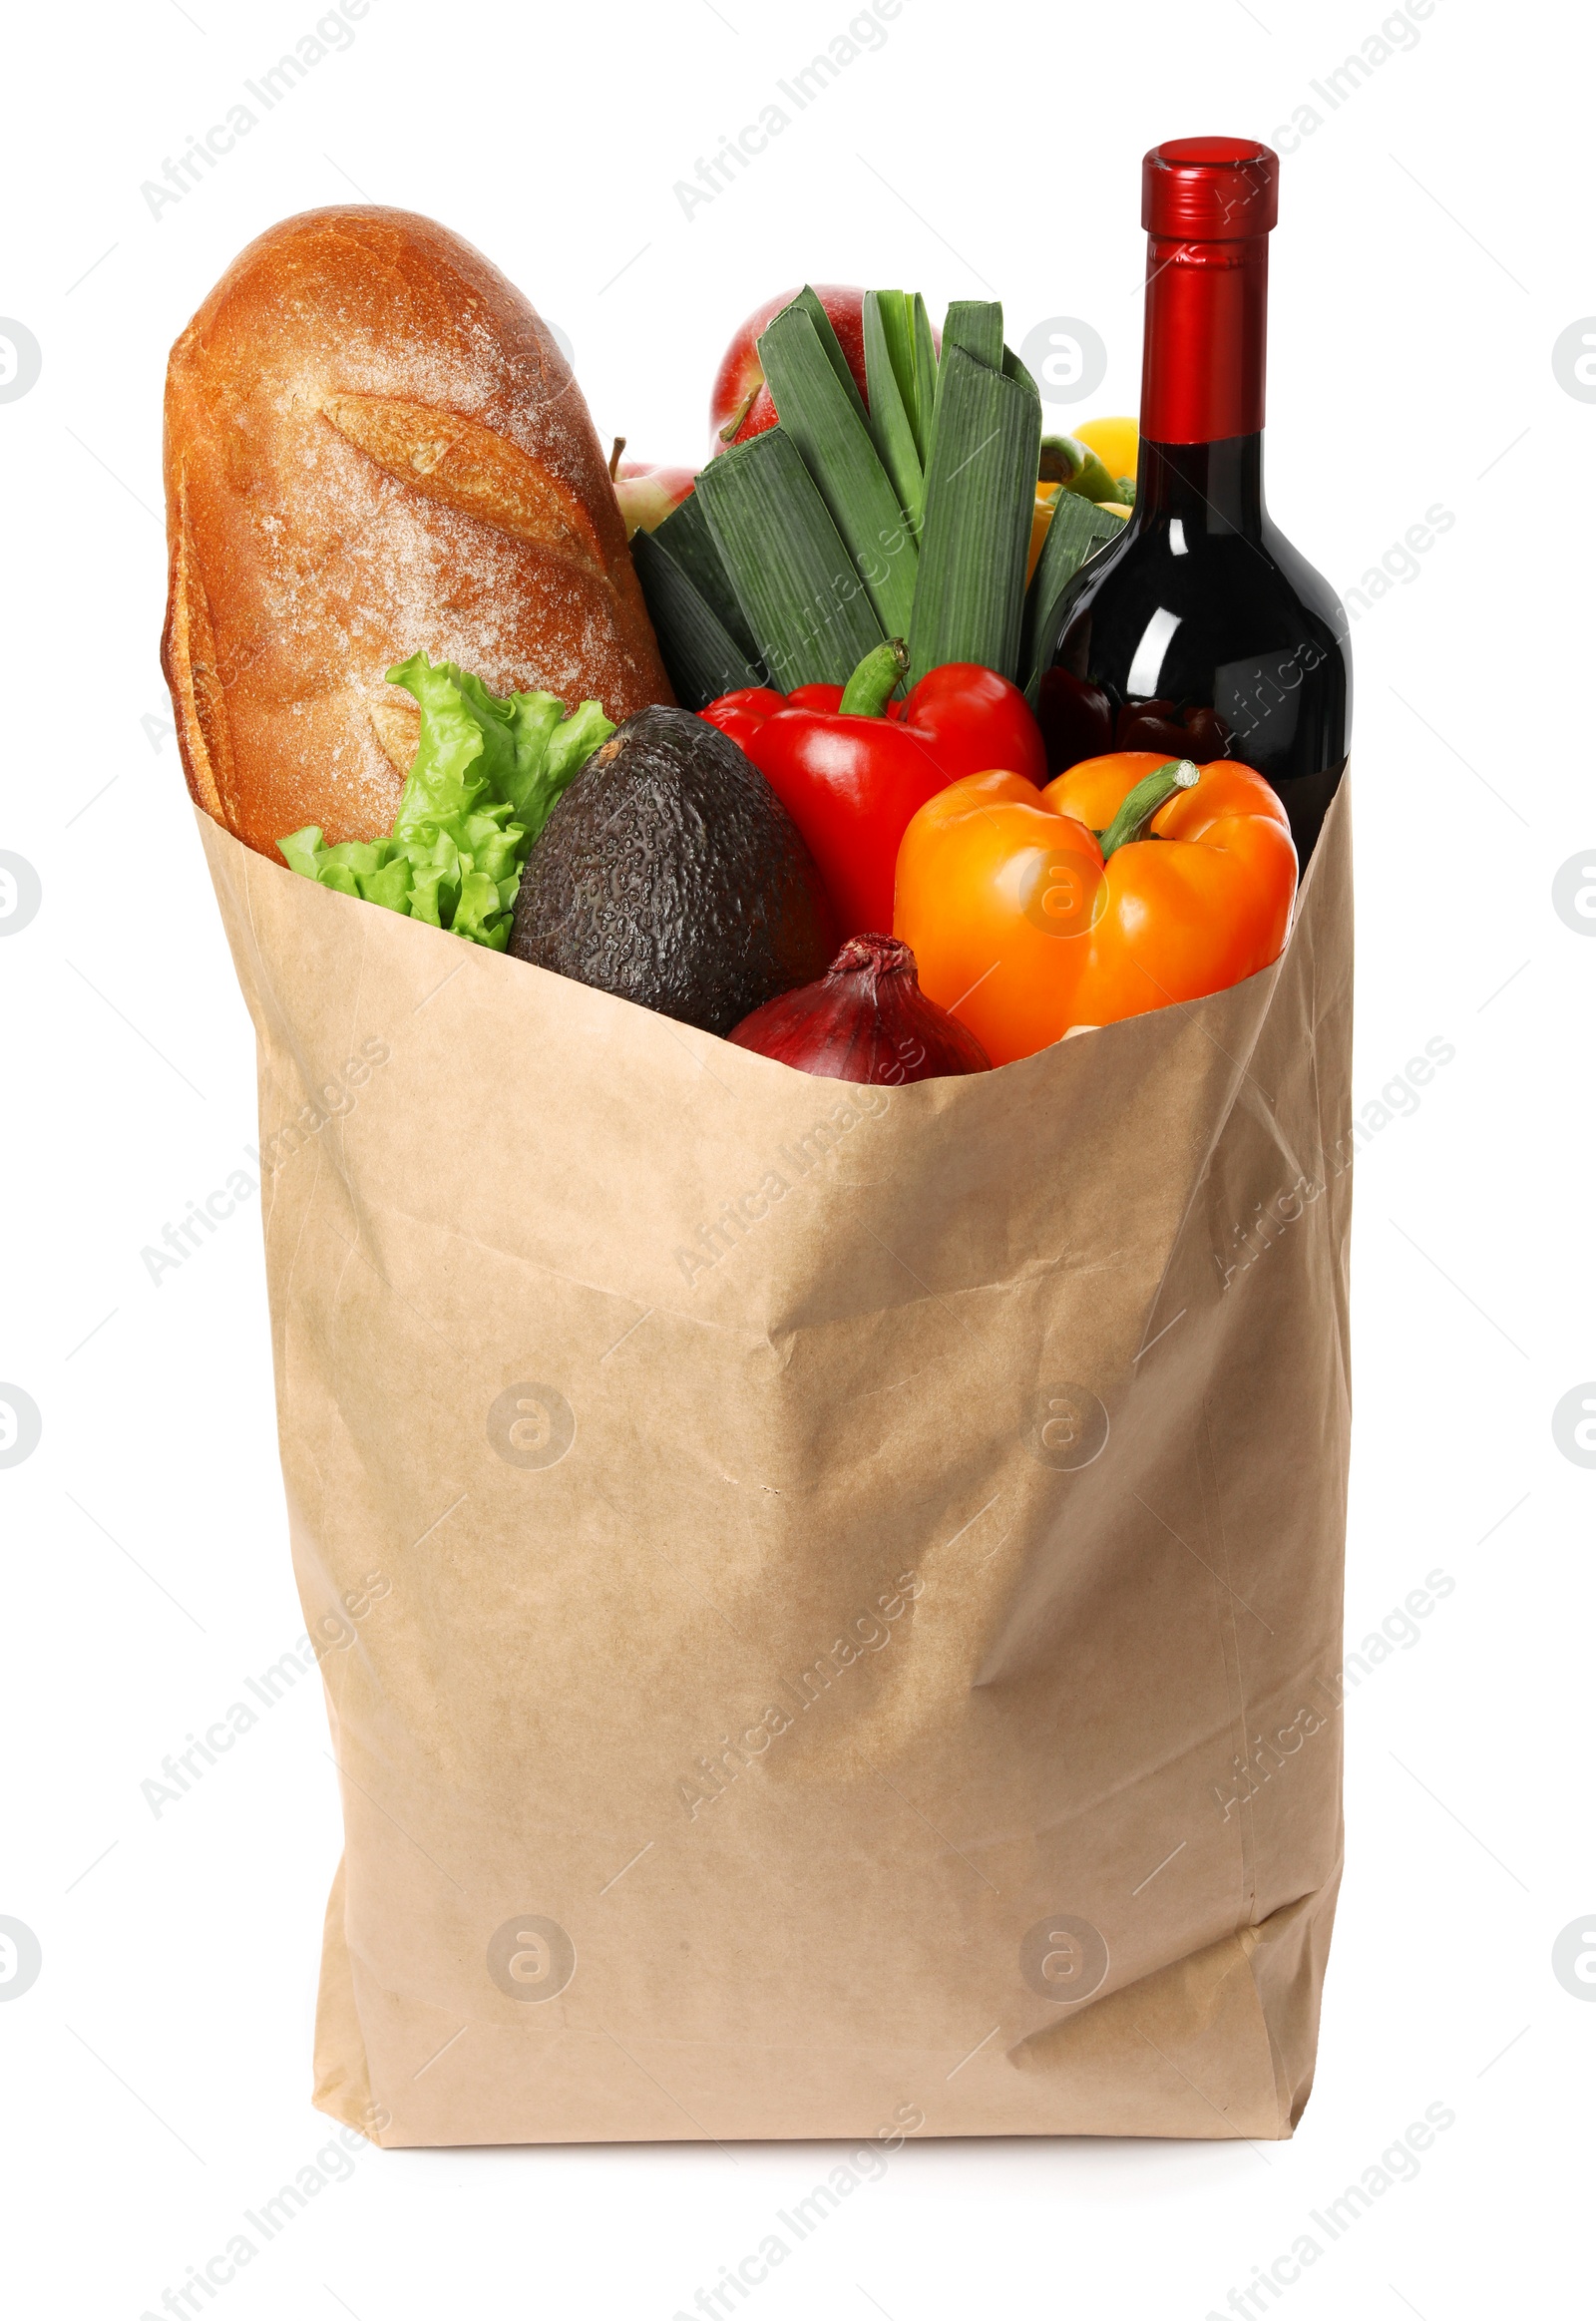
[1041,138,1350,861]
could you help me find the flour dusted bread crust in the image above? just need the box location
[162,205,672,857]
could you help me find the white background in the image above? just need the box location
[1,0,1589,2314]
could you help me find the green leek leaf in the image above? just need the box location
[910,294,938,464]
[650,490,761,664]
[630,528,765,708]
[694,426,885,690]
[942,300,1004,371]
[757,304,918,641]
[863,289,931,539]
[1019,496,1127,700]
[908,333,1041,686]
[1002,345,1039,399]
[788,284,871,429]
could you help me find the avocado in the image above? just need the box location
[508,706,836,1035]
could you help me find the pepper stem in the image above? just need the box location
[1097,758,1199,859]
[840,637,910,717]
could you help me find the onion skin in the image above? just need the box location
[727,933,991,1083]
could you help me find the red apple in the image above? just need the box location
[612,458,697,539]
[709,285,869,456]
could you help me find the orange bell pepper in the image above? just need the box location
[893,751,1298,1065]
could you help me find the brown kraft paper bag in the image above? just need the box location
[197,776,1352,2146]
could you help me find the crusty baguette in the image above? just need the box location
[161,205,672,858]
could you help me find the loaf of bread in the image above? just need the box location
[161,206,672,858]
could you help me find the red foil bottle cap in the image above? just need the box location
[1142,136,1279,240]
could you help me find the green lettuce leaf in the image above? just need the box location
[276,654,614,948]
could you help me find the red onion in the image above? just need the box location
[727,933,991,1083]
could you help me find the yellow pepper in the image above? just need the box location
[1027,482,1060,585]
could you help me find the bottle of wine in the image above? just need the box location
[1041,137,1350,862]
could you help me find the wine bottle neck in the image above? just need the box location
[1132,434,1267,537]
[1139,230,1269,445]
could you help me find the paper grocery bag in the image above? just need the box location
[197,777,1352,2146]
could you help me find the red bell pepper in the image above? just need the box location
[702,644,1046,938]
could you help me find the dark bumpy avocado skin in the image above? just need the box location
[509,706,837,1036]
